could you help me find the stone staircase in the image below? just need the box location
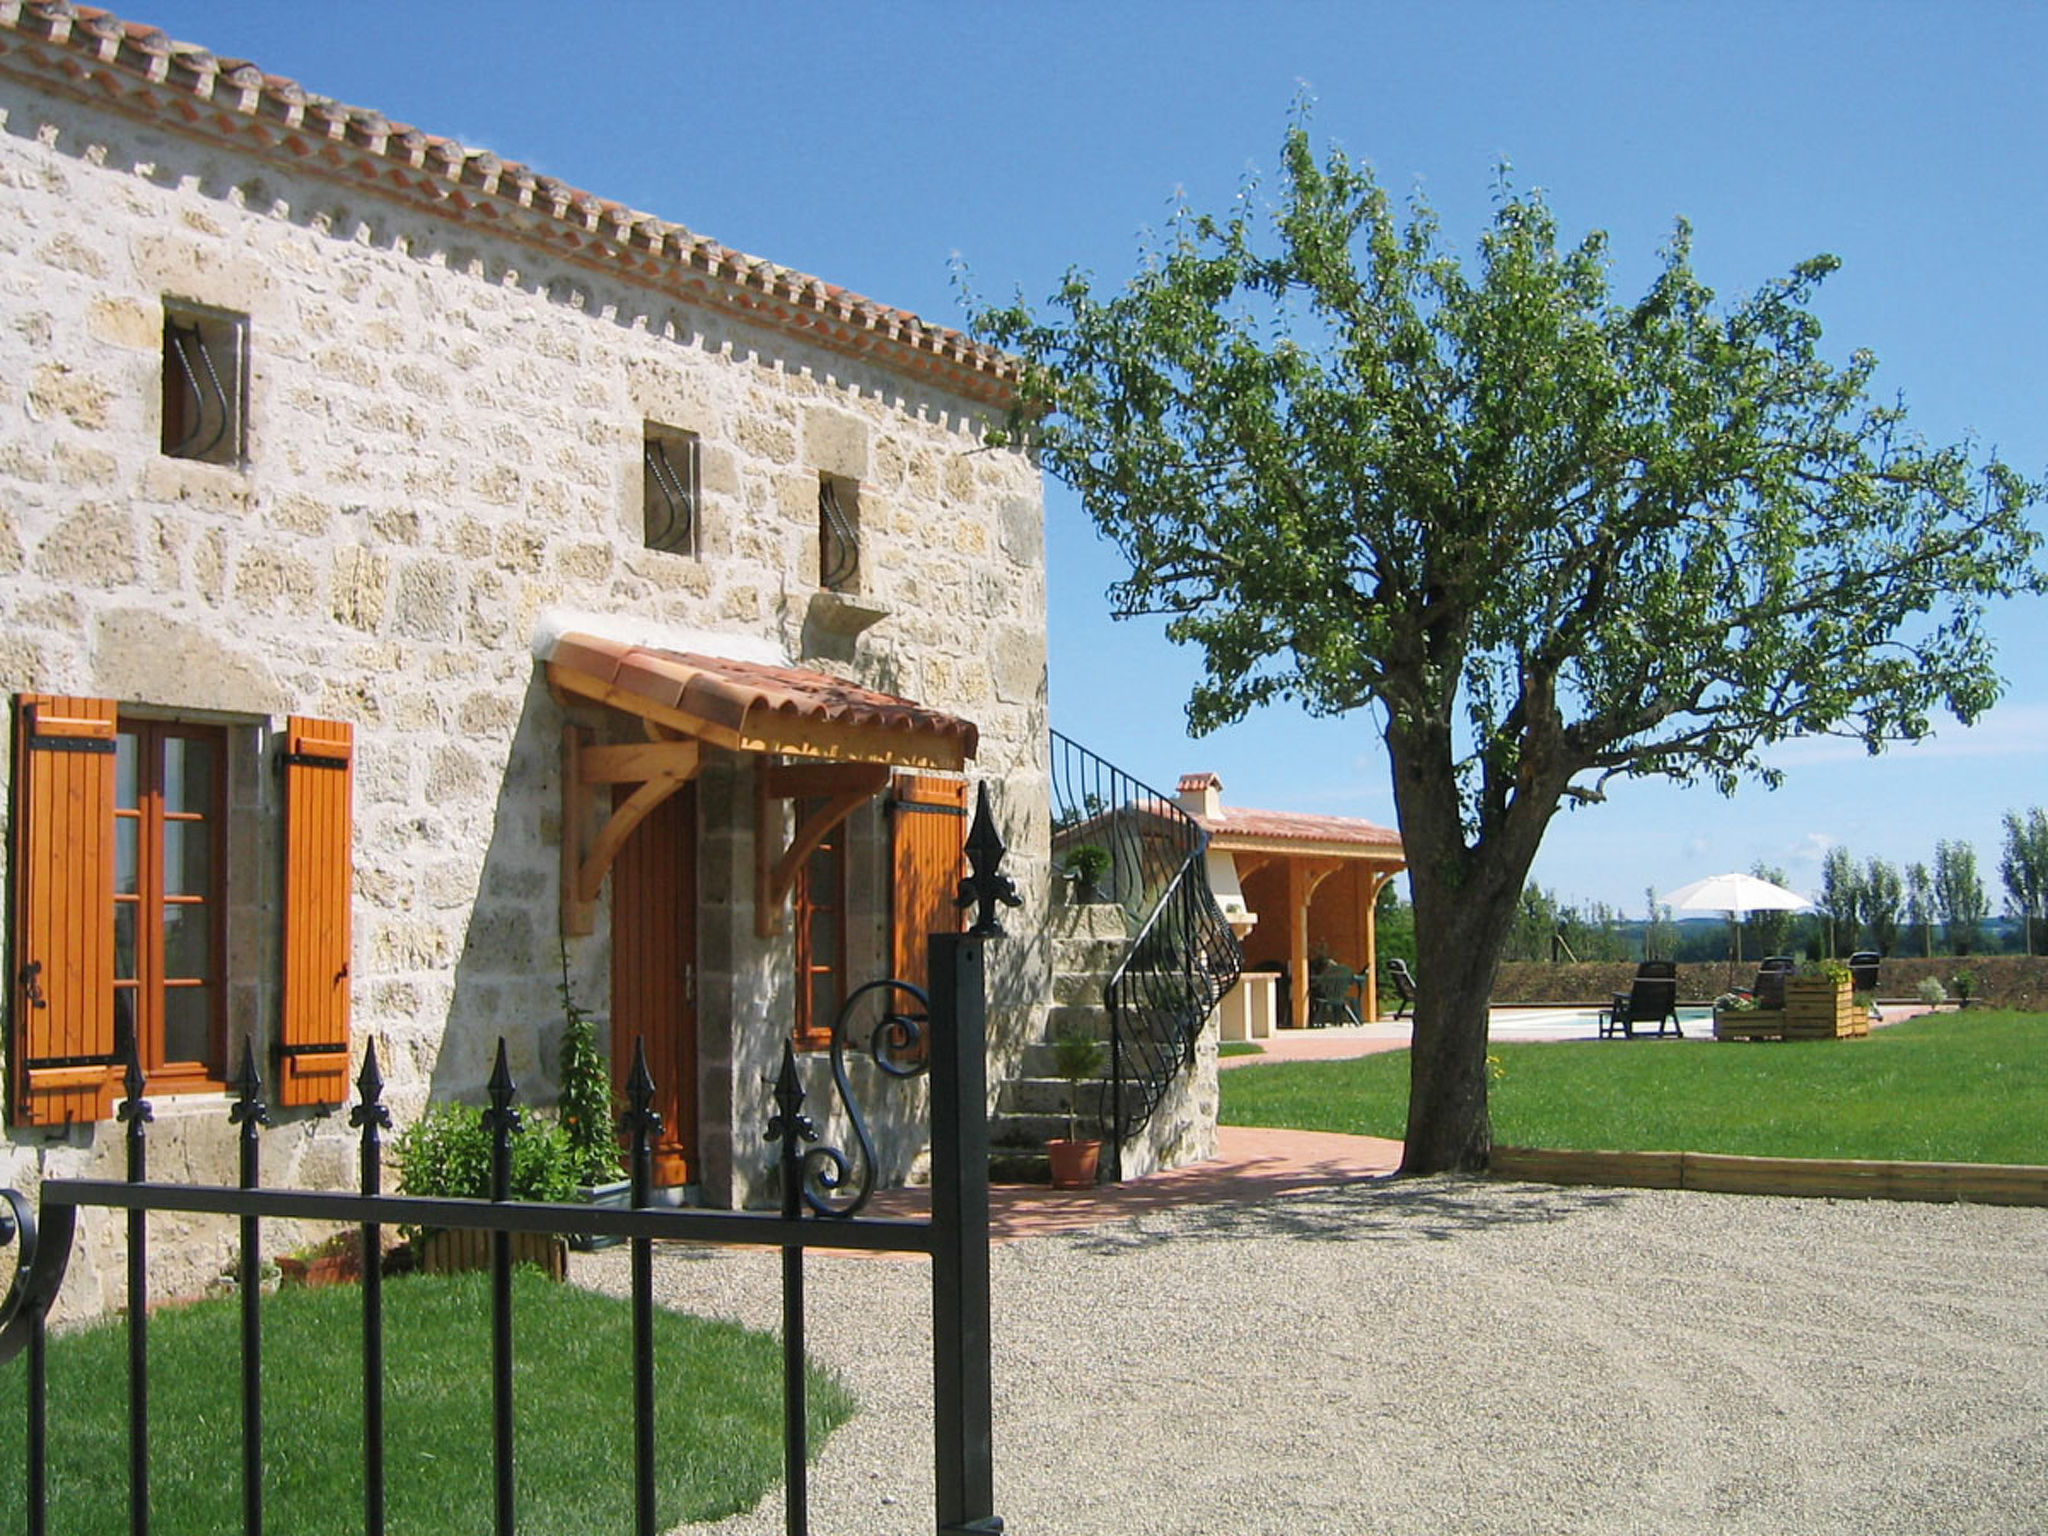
[988,895,1124,1184]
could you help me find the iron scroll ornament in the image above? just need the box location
[0,1182,73,1368]
[785,977,931,1219]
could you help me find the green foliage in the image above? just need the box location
[1219,1012,2048,1163]
[1935,839,1989,954]
[1048,1023,1106,1141]
[1999,807,2048,954]
[1061,842,1113,895]
[0,1270,854,1536]
[1742,861,1797,959]
[557,944,624,1187]
[1819,846,1864,956]
[392,1102,582,1207]
[1373,881,1416,968]
[1864,858,1904,957]
[1795,958,1853,984]
[972,113,2044,1170]
[1905,860,1937,957]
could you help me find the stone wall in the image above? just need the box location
[0,59,1047,1316]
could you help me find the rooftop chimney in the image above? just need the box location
[1175,771,1223,820]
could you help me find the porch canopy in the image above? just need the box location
[1175,774,1406,1026]
[542,624,977,935]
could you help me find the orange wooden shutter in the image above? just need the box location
[11,695,119,1125]
[890,773,968,999]
[279,716,353,1107]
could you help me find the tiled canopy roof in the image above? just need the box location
[546,631,978,771]
[0,2,1019,403]
[1194,804,1402,852]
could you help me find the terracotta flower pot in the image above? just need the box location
[1047,1138,1101,1189]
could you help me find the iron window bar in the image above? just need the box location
[818,479,860,592]
[643,435,698,555]
[165,319,231,463]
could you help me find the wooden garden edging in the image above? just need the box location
[1491,1146,2048,1206]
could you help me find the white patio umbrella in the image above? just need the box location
[1659,871,1813,968]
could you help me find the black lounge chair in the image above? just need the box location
[1599,961,1682,1039]
[1309,961,1364,1027]
[1385,958,1417,1021]
[1752,956,1795,1011]
[1848,951,1882,1021]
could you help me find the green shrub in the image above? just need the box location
[393,1102,582,1205]
[557,945,625,1187]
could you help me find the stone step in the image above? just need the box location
[1053,936,1125,973]
[996,1074,1105,1116]
[1050,896,1130,939]
[1041,1004,1112,1041]
[987,1109,1102,1147]
[989,1147,1052,1185]
[1051,967,1116,1005]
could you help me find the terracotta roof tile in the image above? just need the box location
[1194,804,1402,852]
[1,1,1018,403]
[549,632,978,764]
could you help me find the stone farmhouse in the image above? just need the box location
[0,1,1054,1314]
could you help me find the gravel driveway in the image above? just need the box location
[577,1178,2048,1534]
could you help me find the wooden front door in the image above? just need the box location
[610,780,697,1186]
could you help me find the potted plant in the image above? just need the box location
[1046,1024,1106,1188]
[391,1101,579,1279]
[1951,969,1978,1009]
[556,944,629,1250]
[1061,843,1113,904]
[1784,959,1860,1039]
[278,1228,367,1288]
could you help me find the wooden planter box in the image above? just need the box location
[418,1228,568,1281]
[1782,978,1868,1039]
[1714,1009,1783,1041]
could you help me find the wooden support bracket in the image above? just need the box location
[561,725,702,936]
[755,759,890,937]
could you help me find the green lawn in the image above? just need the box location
[0,1268,852,1536]
[1219,1010,2048,1164]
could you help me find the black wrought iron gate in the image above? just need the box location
[2,804,1021,1536]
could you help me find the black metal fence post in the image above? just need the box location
[766,1042,817,1536]
[229,1038,270,1536]
[929,934,1001,1536]
[119,1038,152,1536]
[350,1045,392,1536]
[622,1039,664,1536]
[483,1040,521,1536]
[932,783,1014,1535]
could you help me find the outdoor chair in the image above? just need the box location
[1309,961,1364,1027]
[1385,958,1417,1021]
[1752,956,1795,1011]
[1598,965,1682,1039]
[1848,951,1882,1022]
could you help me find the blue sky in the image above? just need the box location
[129,0,2048,914]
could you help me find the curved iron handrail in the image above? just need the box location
[1049,731,1243,1179]
[1097,856,1243,1176]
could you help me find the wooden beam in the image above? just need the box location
[547,661,970,771]
[1362,868,1395,1022]
[560,726,701,936]
[754,760,890,938]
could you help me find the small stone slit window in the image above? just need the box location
[161,302,248,465]
[643,425,700,557]
[818,474,861,593]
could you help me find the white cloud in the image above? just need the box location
[1763,702,2048,770]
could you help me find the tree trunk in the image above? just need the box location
[1402,905,1502,1172]
[1385,719,1554,1176]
